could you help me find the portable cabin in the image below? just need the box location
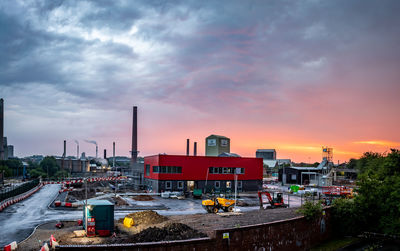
[83,199,114,236]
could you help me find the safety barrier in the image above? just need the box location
[0,179,40,202]
[0,183,43,212]
[3,241,17,251]
[39,234,59,251]
[43,176,126,186]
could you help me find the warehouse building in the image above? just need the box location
[144,154,263,193]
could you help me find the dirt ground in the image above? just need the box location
[131,195,154,201]
[19,208,301,249]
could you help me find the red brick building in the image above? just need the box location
[144,154,263,193]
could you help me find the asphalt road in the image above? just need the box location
[0,184,61,246]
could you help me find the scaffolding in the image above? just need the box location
[322,147,333,162]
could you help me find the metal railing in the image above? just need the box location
[0,179,39,202]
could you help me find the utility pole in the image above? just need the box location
[85,178,88,234]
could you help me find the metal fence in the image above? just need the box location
[0,179,39,202]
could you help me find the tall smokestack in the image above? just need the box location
[186,139,190,156]
[131,106,138,165]
[113,142,116,168]
[96,145,98,159]
[0,98,4,160]
[75,140,79,159]
[104,149,107,159]
[63,140,66,157]
[194,142,197,156]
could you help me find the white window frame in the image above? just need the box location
[177,181,184,189]
[165,181,172,190]
[215,181,220,189]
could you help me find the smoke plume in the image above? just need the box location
[84,140,97,146]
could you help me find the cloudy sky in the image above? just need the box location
[1,0,399,162]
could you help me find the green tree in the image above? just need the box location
[0,165,12,177]
[39,156,59,177]
[0,159,23,176]
[347,158,357,169]
[29,168,47,178]
[27,160,39,170]
[54,170,69,179]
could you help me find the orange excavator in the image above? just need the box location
[258,191,288,209]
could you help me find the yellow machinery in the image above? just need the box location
[202,197,235,213]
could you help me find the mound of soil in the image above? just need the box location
[68,188,96,201]
[119,210,168,225]
[115,223,207,243]
[113,196,129,206]
[132,195,154,201]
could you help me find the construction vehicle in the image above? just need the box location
[258,191,288,209]
[202,196,236,213]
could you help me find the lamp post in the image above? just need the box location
[85,178,88,234]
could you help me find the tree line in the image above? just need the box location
[0,156,69,179]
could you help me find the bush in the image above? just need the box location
[331,198,362,236]
[297,201,323,220]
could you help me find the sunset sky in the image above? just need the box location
[1,0,399,162]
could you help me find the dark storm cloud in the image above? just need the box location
[80,1,143,31]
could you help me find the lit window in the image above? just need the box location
[226,181,231,188]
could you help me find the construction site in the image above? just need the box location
[0,103,356,250]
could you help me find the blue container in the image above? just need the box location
[83,199,114,236]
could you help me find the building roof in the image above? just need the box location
[218,152,241,157]
[256,149,276,152]
[206,134,229,139]
[277,159,291,165]
[86,199,114,206]
[263,160,278,167]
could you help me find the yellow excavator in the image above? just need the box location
[202,197,236,213]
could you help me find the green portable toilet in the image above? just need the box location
[83,199,114,236]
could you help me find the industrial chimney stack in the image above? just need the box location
[194,142,197,156]
[0,98,4,160]
[113,142,116,168]
[96,145,98,159]
[131,106,138,165]
[186,139,190,156]
[63,140,66,157]
[104,149,107,159]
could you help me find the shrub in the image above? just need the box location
[297,201,323,220]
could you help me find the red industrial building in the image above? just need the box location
[144,154,263,193]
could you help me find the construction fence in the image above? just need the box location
[0,179,39,202]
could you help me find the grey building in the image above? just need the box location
[205,135,230,156]
[6,145,13,159]
[256,149,276,160]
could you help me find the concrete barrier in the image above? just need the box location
[3,241,17,251]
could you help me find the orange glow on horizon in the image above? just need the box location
[353,140,400,147]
